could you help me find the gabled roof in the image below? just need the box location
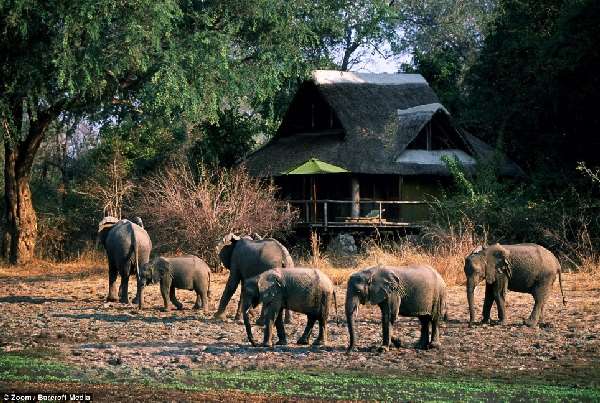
[244,70,522,177]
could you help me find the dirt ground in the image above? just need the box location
[1,263,599,391]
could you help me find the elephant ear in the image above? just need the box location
[218,244,235,270]
[485,244,511,284]
[258,271,283,304]
[155,258,171,281]
[368,268,400,305]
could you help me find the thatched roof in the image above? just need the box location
[244,70,522,177]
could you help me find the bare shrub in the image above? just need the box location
[137,162,297,268]
[296,221,482,287]
[77,149,133,219]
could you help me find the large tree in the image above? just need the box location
[0,0,319,264]
[464,0,600,170]
[398,0,498,115]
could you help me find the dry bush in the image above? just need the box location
[297,221,482,287]
[137,162,296,268]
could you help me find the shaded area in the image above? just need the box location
[0,296,72,304]
[55,313,199,324]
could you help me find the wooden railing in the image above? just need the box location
[286,199,427,229]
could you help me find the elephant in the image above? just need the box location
[346,265,447,352]
[137,255,211,312]
[464,243,566,327]
[214,234,294,322]
[242,268,337,347]
[97,216,152,304]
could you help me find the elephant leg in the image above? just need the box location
[160,280,170,311]
[297,316,316,345]
[235,290,244,322]
[275,309,288,346]
[417,316,430,349]
[313,316,327,346]
[481,283,494,324]
[284,309,293,324]
[193,290,202,310]
[119,273,130,304]
[170,286,183,310]
[214,271,240,320]
[107,266,119,302]
[379,301,391,351]
[199,287,210,313]
[524,288,546,327]
[429,317,441,349]
[388,295,401,348]
[493,287,507,325]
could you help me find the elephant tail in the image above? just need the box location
[558,266,566,306]
[129,223,140,280]
[332,289,339,325]
[437,285,448,322]
[207,267,212,299]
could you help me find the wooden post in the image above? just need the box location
[305,201,309,223]
[351,177,360,219]
[398,176,403,222]
[378,201,382,224]
[311,176,317,222]
[324,202,328,229]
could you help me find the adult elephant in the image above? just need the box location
[214,234,294,321]
[464,243,566,327]
[346,265,447,351]
[97,216,152,304]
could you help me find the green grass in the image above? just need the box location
[0,351,79,383]
[1,351,598,401]
[185,369,600,402]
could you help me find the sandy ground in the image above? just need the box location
[0,263,599,388]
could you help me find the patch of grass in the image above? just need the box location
[2,351,598,401]
[184,368,600,401]
[0,352,79,383]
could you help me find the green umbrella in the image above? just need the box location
[283,158,348,175]
[282,158,348,223]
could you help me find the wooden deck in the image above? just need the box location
[286,199,427,230]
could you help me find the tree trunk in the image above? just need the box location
[2,105,53,265]
[2,144,38,264]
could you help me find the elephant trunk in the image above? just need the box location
[466,276,476,325]
[242,299,257,346]
[345,292,360,351]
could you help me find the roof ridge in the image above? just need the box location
[312,70,427,86]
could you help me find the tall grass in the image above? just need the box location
[297,222,482,287]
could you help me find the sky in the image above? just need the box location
[339,42,412,74]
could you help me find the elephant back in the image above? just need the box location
[503,244,559,291]
[390,265,446,319]
[231,239,293,279]
[105,220,152,268]
[281,268,333,314]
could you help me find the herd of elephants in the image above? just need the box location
[97,216,566,351]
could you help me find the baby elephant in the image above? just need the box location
[346,265,447,352]
[242,268,336,348]
[138,255,211,312]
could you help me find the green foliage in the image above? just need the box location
[0,352,78,383]
[464,0,600,169]
[399,0,497,115]
[188,110,266,169]
[183,368,600,401]
[432,156,600,267]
